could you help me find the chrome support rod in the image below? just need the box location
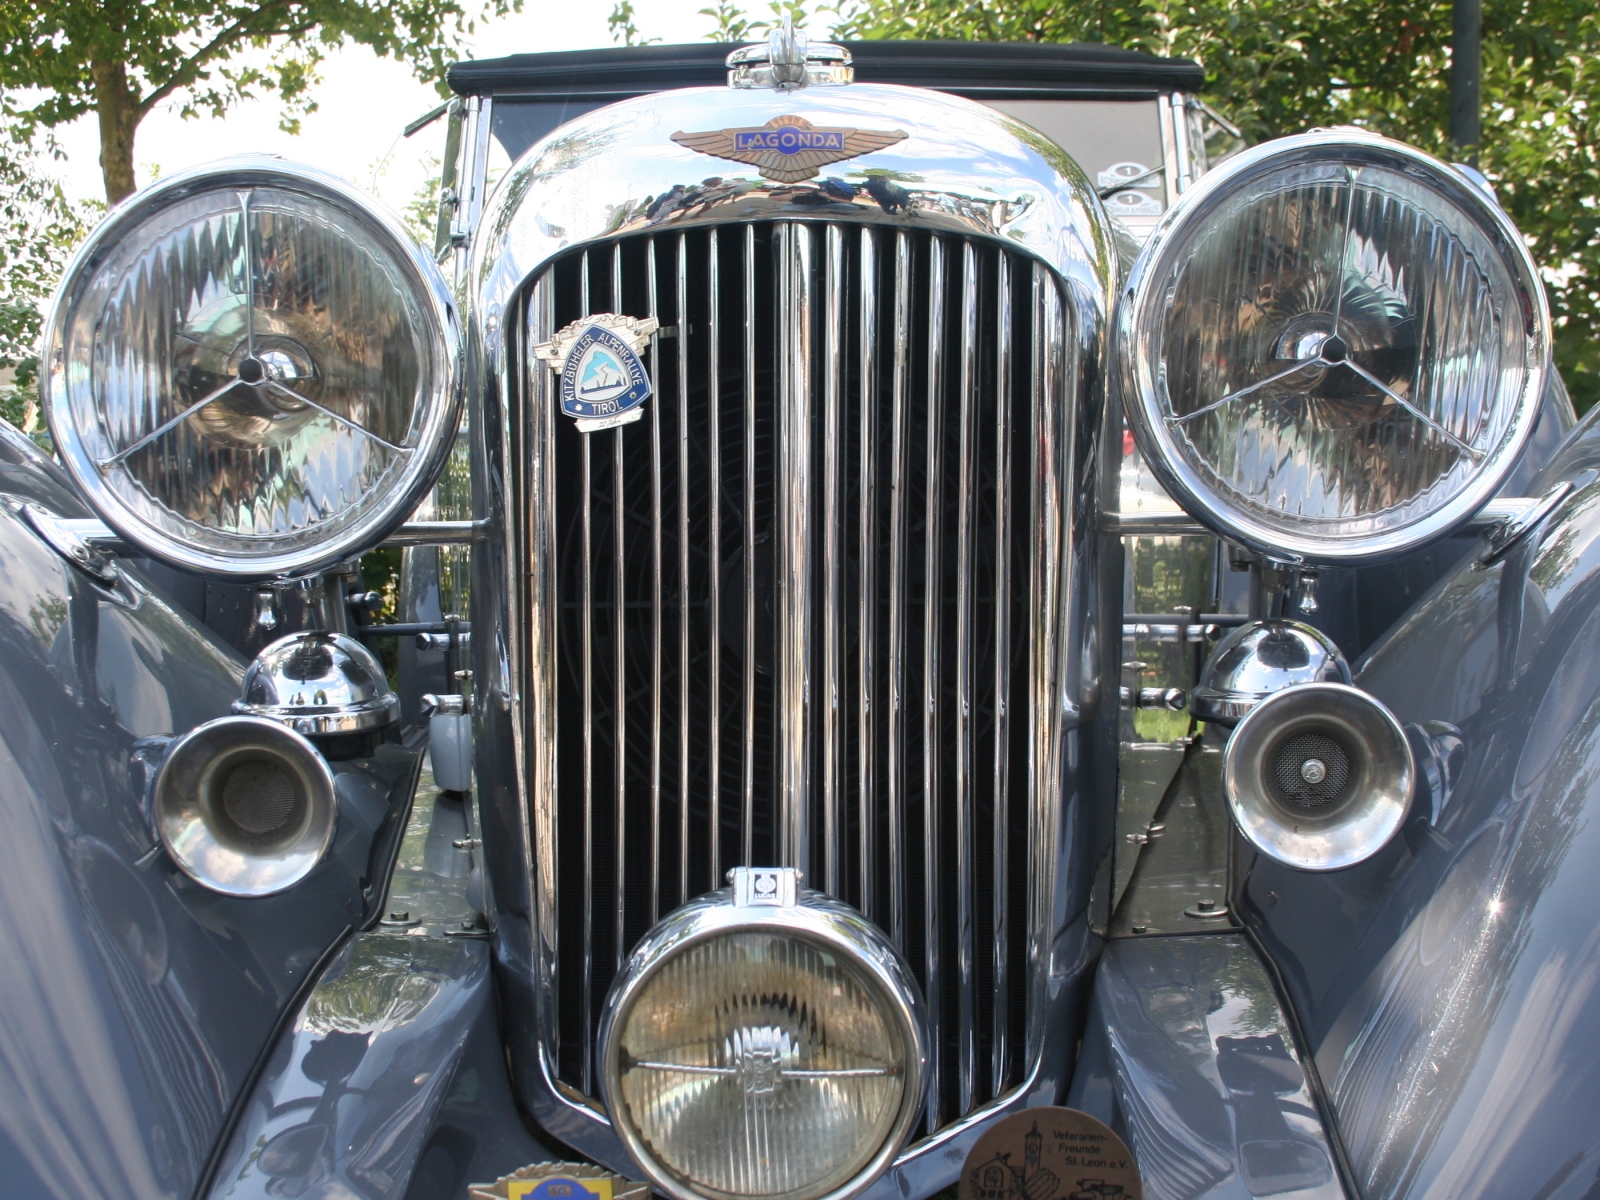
[775,222,813,871]
[991,250,1013,1096]
[1170,92,1195,193]
[922,233,947,1130]
[1102,498,1546,537]
[707,228,722,895]
[857,226,878,921]
[822,223,844,895]
[953,240,979,1117]
[378,520,484,546]
[886,230,911,954]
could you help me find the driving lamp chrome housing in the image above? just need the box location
[598,869,928,1200]
[234,631,400,735]
[1117,130,1551,565]
[1224,682,1414,871]
[1192,619,1351,726]
[43,157,461,578]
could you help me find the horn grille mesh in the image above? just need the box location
[222,761,300,835]
[1270,731,1352,810]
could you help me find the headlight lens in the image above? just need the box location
[45,158,459,577]
[601,892,925,1200]
[1119,131,1550,563]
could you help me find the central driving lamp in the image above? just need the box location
[599,869,927,1200]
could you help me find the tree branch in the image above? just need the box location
[137,0,303,116]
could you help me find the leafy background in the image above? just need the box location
[0,131,94,445]
[3,0,1595,435]
[703,0,1600,414]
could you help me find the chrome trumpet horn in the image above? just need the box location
[153,715,338,896]
[1223,682,1414,871]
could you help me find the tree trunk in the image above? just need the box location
[92,58,141,205]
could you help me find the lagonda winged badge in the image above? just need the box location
[671,113,908,182]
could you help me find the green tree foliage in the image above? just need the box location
[607,0,660,46]
[831,0,1600,412]
[0,132,96,446]
[704,0,815,41]
[0,0,521,204]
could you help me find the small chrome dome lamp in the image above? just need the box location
[234,631,400,736]
[1192,619,1350,725]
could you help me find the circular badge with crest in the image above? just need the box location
[959,1107,1142,1200]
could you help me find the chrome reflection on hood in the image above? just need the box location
[470,83,1117,360]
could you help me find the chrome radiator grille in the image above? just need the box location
[517,220,1073,1133]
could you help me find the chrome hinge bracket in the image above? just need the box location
[1477,479,1577,567]
[15,502,120,586]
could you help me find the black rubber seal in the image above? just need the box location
[447,39,1205,99]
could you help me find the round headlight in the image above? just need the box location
[598,881,926,1200]
[44,157,459,578]
[1118,130,1550,564]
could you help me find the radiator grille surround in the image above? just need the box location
[516,218,1077,1141]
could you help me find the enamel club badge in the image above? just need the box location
[671,114,908,183]
[533,313,658,432]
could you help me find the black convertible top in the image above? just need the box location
[447,39,1206,102]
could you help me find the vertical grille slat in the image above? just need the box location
[921,233,946,1132]
[706,228,722,901]
[741,224,756,869]
[822,222,844,896]
[990,249,1013,1098]
[675,233,691,918]
[526,269,559,1078]
[647,239,663,927]
[776,222,812,870]
[856,225,878,924]
[532,219,1067,1129]
[612,242,628,981]
[954,239,979,1119]
[887,229,911,957]
[577,251,596,1097]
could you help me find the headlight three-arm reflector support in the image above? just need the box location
[1118,130,1551,565]
[44,157,461,578]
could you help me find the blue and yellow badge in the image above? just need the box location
[533,313,658,433]
[508,1177,612,1200]
[469,1160,650,1200]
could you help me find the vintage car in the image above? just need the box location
[6,21,1596,1200]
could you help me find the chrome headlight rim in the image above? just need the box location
[1117,128,1551,566]
[43,155,462,580]
[597,889,929,1200]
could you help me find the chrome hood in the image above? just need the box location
[471,82,1117,349]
